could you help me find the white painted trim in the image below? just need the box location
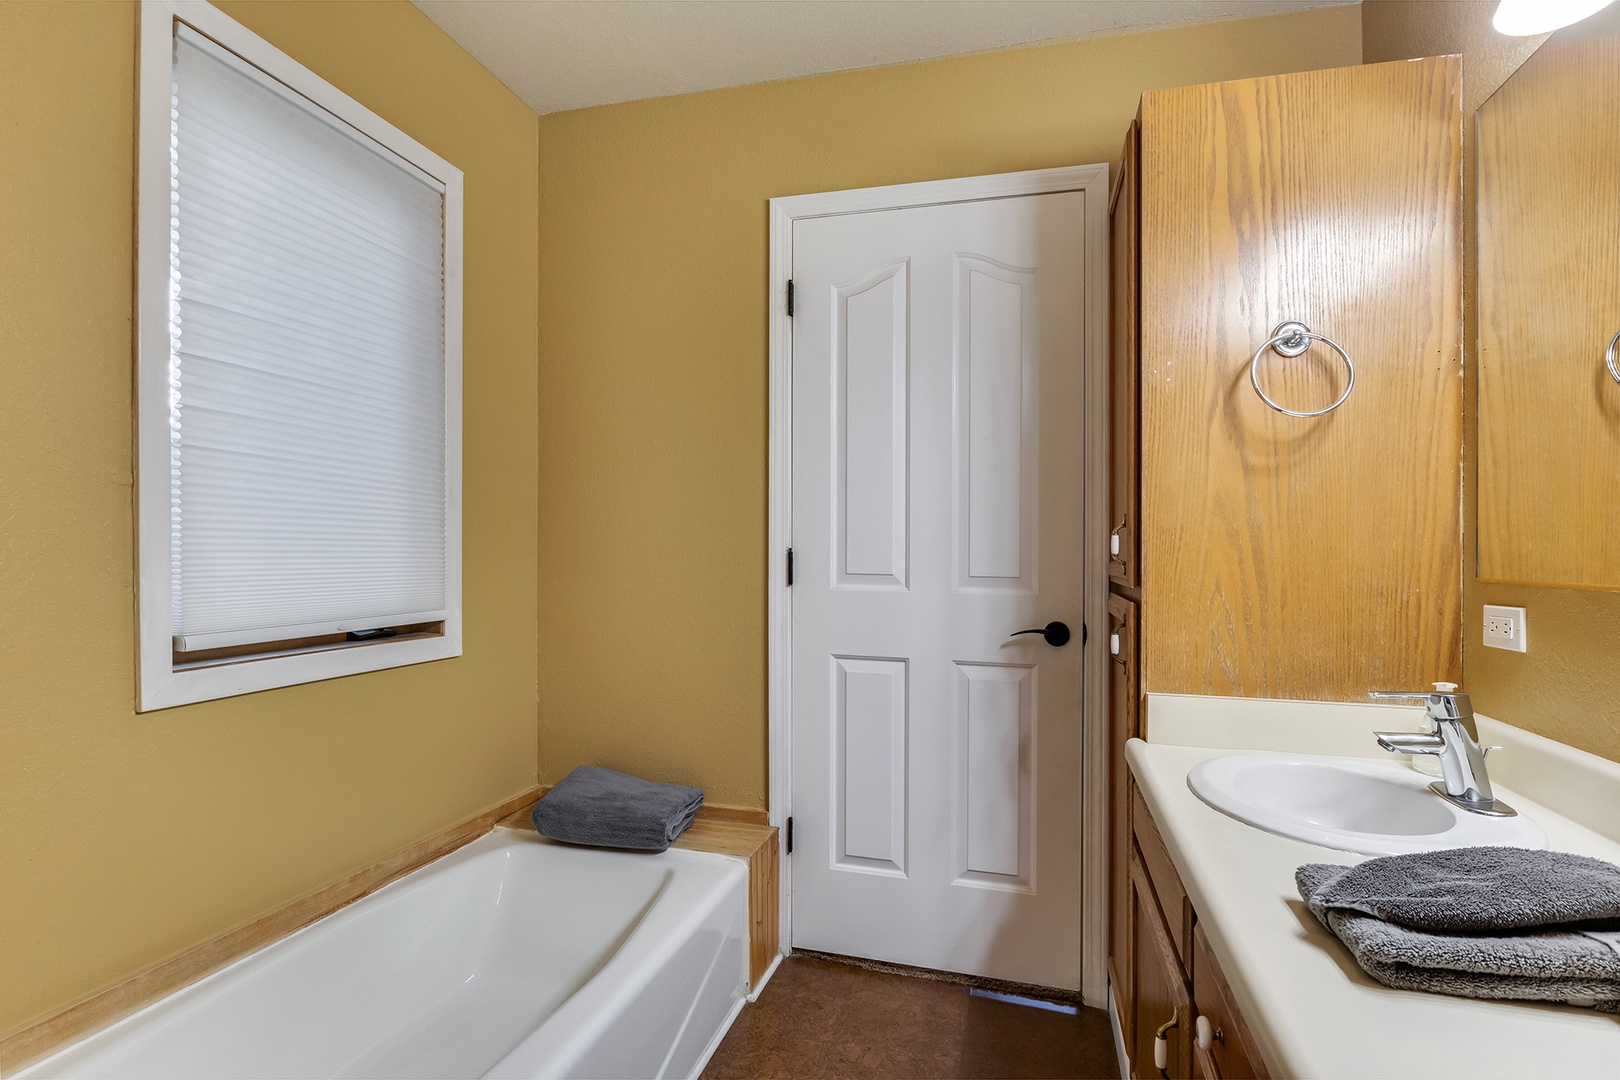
[135,0,464,711]
[767,164,1111,1005]
[1076,159,1112,1010]
[1108,978,1131,1080]
[746,951,785,1002]
[766,175,796,967]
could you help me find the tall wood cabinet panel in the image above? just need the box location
[1138,56,1464,700]
[1107,590,1139,1039]
[1109,119,1142,592]
[1108,56,1464,1078]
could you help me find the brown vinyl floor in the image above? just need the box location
[701,955,1119,1079]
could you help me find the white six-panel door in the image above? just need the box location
[788,188,1087,990]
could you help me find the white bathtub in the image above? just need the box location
[21,830,750,1079]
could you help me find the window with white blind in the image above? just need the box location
[136,1,462,710]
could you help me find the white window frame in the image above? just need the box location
[135,0,464,711]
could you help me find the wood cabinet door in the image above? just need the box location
[1191,923,1268,1079]
[1477,30,1620,587]
[1108,592,1140,1037]
[1129,855,1190,1079]
[1138,57,1463,700]
[1108,119,1141,590]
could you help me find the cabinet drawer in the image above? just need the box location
[1132,787,1192,966]
[1191,923,1268,1080]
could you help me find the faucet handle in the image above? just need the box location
[1370,686,1473,725]
[1369,683,1466,703]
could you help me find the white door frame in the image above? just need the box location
[767,164,1111,1006]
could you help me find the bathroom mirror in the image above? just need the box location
[1476,11,1620,589]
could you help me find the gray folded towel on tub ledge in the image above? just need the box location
[1297,849,1620,1013]
[531,765,704,852]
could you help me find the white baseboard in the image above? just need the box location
[748,951,785,1002]
[1108,979,1130,1080]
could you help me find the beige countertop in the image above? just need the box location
[1127,697,1620,1079]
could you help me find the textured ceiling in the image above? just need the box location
[411,0,1355,114]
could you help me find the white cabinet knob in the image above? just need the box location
[1110,533,1121,557]
[1110,632,1121,656]
[1196,1013,1219,1051]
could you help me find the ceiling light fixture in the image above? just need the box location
[1493,0,1614,35]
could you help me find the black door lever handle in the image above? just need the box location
[1011,621,1071,647]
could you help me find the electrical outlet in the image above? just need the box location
[1483,604,1527,652]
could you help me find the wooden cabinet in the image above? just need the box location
[1191,923,1267,1080]
[1136,56,1463,700]
[1107,113,1144,1062]
[1129,854,1190,1079]
[1132,787,1191,966]
[1108,590,1139,1036]
[1126,793,1268,1080]
[1108,118,1141,593]
[1477,29,1620,588]
[1108,56,1463,1074]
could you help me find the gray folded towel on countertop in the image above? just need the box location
[531,765,704,852]
[1298,853,1620,1013]
[1304,847,1620,931]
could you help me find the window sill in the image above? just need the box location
[139,630,461,711]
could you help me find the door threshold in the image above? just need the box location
[791,948,1080,1005]
[967,987,1079,1014]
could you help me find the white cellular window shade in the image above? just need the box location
[169,29,447,652]
[137,1,462,710]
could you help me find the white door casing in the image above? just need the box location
[768,167,1109,998]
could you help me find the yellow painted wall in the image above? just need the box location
[535,5,1363,809]
[1363,2,1620,763]
[0,0,539,1039]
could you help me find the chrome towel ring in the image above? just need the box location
[1250,320,1355,417]
[1606,329,1620,386]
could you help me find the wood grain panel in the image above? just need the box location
[1477,30,1620,588]
[1132,787,1192,969]
[1140,57,1464,700]
[1110,120,1142,591]
[500,788,770,829]
[1107,590,1139,1043]
[1128,854,1190,1080]
[0,788,541,1076]
[1191,922,1269,1080]
[748,830,781,988]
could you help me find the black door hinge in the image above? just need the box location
[786,279,794,317]
[786,547,794,586]
[785,816,794,854]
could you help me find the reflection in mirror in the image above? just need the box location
[1477,10,1620,589]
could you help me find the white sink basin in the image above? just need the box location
[1187,753,1547,856]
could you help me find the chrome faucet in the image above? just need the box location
[1369,683,1516,817]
